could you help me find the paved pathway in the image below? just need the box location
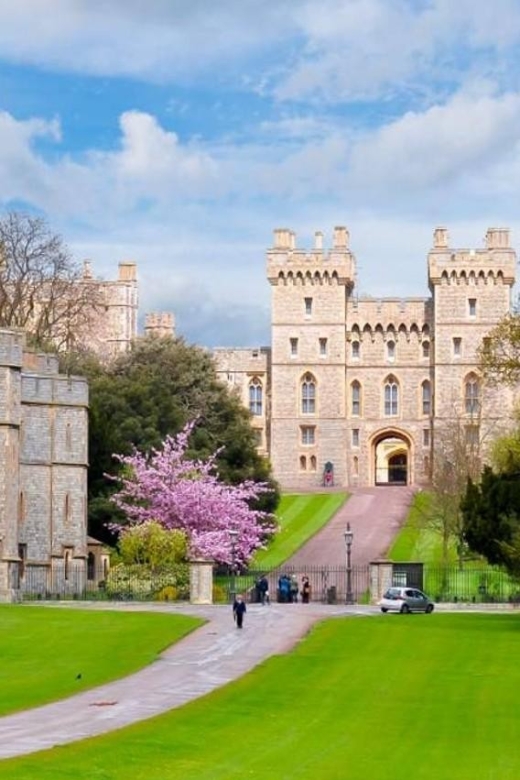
[0,602,367,759]
[286,486,415,567]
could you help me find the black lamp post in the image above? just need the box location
[229,529,238,602]
[344,523,354,605]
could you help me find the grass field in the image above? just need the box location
[0,606,202,716]
[252,492,348,569]
[386,491,443,562]
[2,613,520,779]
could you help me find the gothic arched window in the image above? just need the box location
[249,377,263,416]
[384,376,399,416]
[301,373,316,414]
[465,374,480,415]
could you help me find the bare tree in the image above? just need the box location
[429,415,482,567]
[0,212,103,350]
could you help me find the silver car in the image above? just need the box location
[380,586,435,614]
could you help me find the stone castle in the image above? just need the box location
[214,226,517,489]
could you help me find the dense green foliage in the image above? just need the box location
[0,607,201,716]
[252,492,348,569]
[462,467,520,577]
[63,337,279,543]
[4,614,520,779]
[118,523,187,570]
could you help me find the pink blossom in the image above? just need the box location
[109,421,275,565]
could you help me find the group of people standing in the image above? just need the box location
[256,573,312,604]
[232,574,312,629]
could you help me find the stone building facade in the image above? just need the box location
[0,329,89,601]
[215,225,517,490]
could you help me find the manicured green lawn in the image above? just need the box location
[0,606,202,716]
[253,492,348,569]
[3,613,520,779]
[386,491,443,561]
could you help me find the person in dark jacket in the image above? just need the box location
[233,594,247,628]
[301,576,311,604]
[257,575,269,605]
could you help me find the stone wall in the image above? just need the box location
[0,329,88,600]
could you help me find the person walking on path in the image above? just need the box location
[233,594,247,628]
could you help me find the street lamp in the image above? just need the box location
[344,523,354,605]
[229,529,238,603]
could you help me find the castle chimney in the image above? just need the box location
[486,228,510,249]
[289,231,296,250]
[333,226,348,249]
[314,231,323,251]
[118,262,137,281]
[273,229,292,250]
[433,227,449,249]
[82,260,93,279]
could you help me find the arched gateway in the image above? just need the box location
[372,431,412,486]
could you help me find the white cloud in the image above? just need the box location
[0,1,519,104]
[347,90,520,194]
[0,1,296,81]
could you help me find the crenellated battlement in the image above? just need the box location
[144,312,175,339]
[428,227,516,287]
[267,226,356,287]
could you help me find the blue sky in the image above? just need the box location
[2,0,520,346]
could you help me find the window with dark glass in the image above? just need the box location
[351,381,361,416]
[301,373,316,414]
[465,377,480,415]
[422,380,431,415]
[384,378,398,416]
[249,378,263,415]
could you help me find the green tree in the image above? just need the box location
[461,467,520,577]
[62,336,279,543]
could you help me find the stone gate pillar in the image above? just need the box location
[189,559,214,605]
[369,559,393,604]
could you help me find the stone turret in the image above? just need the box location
[428,226,516,287]
[267,226,356,288]
[144,312,175,339]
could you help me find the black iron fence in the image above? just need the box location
[424,566,520,604]
[16,561,520,605]
[19,563,189,603]
[222,565,371,605]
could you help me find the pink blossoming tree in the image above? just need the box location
[109,422,275,566]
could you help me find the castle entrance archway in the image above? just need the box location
[372,431,411,486]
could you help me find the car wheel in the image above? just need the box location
[381,607,388,613]
[426,604,434,613]
[400,603,410,614]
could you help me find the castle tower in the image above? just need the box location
[428,227,517,450]
[267,227,356,487]
[144,312,176,339]
[102,262,139,354]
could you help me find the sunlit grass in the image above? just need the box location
[0,606,202,715]
[252,492,348,569]
[3,614,520,779]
